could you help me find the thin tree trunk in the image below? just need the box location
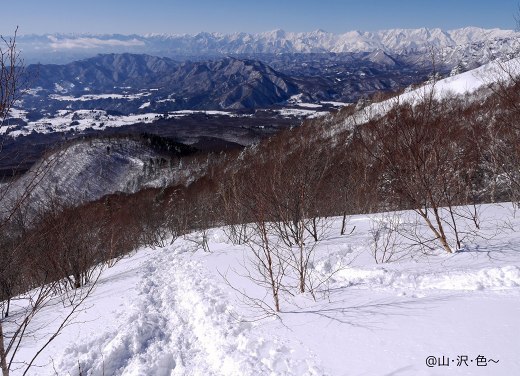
[417,208,453,253]
[447,204,461,250]
[260,222,280,312]
[0,321,9,376]
[432,207,452,253]
[4,299,9,319]
[299,241,306,293]
[341,212,347,235]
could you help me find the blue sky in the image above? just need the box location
[1,0,518,35]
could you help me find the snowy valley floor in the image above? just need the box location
[14,203,520,375]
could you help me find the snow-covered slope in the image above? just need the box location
[334,56,520,133]
[2,138,194,209]
[11,203,520,375]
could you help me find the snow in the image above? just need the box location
[4,110,163,137]
[49,93,151,101]
[26,87,44,96]
[168,110,236,116]
[404,56,520,100]
[1,108,256,137]
[5,108,28,121]
[320,101,349,107]
[288,94,305,103]
[11,202,520,375]
[288,94,324,108]
[335,56,520,134]
[295,103,323,109]
[276,108,328,118]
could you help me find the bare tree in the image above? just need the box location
[0,265,101,376]
[358,89,480,253]
[0,27,26,130]
[482,58,520,203]
[238,162,289,312]
[218,173,251,245]
[0,29,105,376]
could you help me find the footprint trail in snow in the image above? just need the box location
[58,245,324,376]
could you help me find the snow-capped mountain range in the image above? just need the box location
[17,27,520,63]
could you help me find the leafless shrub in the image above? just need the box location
[370,212,407,263]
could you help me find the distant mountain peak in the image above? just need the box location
[14,27,520,64]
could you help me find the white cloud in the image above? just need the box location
[47,35,145,50]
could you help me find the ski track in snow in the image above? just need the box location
[58,244,324,376]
